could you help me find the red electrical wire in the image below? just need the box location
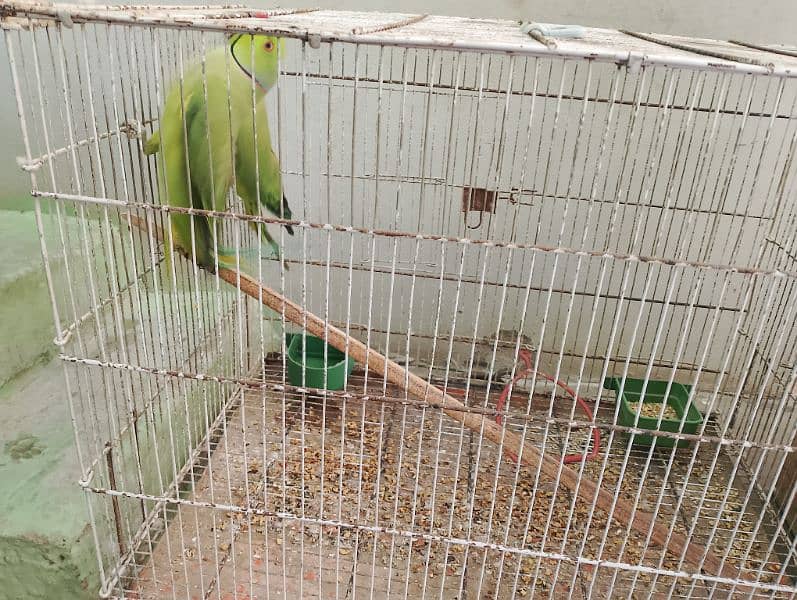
[446,349,600,465]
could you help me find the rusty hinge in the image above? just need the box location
[462,186,497,213]
[462,186,498,229]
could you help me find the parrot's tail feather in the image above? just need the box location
[160,242,181,292]
[216,242,289,271]
[282,193,294,235]
[216,246,264,265]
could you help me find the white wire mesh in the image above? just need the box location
[3,4,797,598]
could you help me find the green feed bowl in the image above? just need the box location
[604,376,703,448]
[286,334,355,391]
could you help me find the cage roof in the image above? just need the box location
[3,2,797,77]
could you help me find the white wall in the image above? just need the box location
[2,0,795,210]
[5,1,795,385]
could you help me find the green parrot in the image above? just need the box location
[144,33,293,272]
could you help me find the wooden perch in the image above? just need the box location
[125,213,743,585]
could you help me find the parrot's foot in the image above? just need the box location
[217,246,263,263]
[263,238,281,260]
[261,239,291,271]
[143,129,161,156]
[216,242,289,271]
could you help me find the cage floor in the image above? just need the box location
[122,360,794,599]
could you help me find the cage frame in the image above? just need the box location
[3,2,797,598]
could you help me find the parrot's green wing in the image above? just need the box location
[233,103,292,269]
[185,83,235,259]
[157,86,215,270]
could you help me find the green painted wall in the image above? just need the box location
[0,207,256,598]
[0,212,57,388]
[0,357,99,600]
[0,210,100,599]
[0,535,95,600]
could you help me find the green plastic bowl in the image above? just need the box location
[286,334,355,391]
[603,377,703,448]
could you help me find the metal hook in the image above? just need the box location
[466,209,484,230]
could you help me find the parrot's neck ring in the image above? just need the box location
[230,34,269,94]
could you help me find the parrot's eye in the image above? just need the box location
[264,40,274,52]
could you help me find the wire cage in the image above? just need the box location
[3,2,797,598]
